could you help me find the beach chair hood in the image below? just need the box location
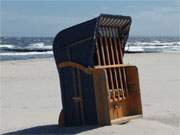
[53,14,131,66]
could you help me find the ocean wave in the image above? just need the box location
[127,41,180,46]
[0,40,180,60]
[0,42,52,52]
[125,45,180,53]
[27,42,52,50]
[125,46,144,52]
[0,51,53,61]
[124,40,180,52]
[0,44,15,49]
[0,51,53,56]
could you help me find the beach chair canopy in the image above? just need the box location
[53,14,131,66]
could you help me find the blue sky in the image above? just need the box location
[1,0,180,37]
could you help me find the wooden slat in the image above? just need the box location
[95,64,133,69]
[117,38,129,95]
[58,61,93,74]
[109,90,113,102]
[102,27,115,92]
[115,73,121,100]
[93,68,111,126]
[102,38,114,94]
[96,40,101,65]
[125,66,143,115]
[97,37,111,92]
[99,36,112,92]
[106,27,120,101]
[99,37,106,65]
[103,37,111,65]
[110,27,125,99]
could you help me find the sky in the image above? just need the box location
[1,0,180,37]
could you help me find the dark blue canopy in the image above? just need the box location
[53,14,131,66]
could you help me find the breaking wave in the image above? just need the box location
[125,41,180,53]
[0,42,52,52]
[0,37,179,60]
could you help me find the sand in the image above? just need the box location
[1,53,180,134]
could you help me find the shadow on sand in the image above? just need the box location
[3,125,98,135]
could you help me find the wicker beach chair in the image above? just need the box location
[53,14,143,127]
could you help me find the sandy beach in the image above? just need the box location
[1,53,180,134]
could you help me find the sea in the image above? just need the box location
[0,36,180,61]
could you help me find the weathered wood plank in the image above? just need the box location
[93,69,111,126]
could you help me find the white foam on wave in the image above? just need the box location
[125,40,180,52]
[125,46,144,52]
[27,42,52,50]
[144,45,180,49]
[1,41,180,55]
[0,42,52,51]
[0,44,14,49]
[127,41,180,46]
[0,51,53,56]
[125,45,180,52]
